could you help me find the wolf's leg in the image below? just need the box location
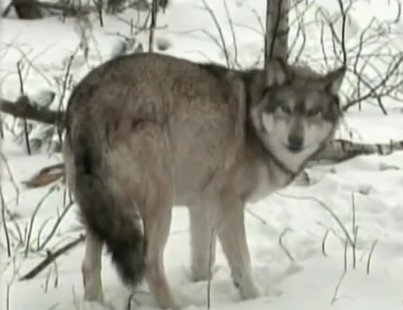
[214,197,260,300]
[143,189,179,309]
[189,207,216,282]
[135,130,179,309]
[82,231,104,302]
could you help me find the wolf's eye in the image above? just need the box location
[307,107,321,117]
[279,105,292,115]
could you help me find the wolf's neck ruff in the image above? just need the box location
[243,71,305,178]
[243,60,345,183]
[248,104,338,178]
[247,114,301,177]
[265,148,301,176]
[262,131,334,177]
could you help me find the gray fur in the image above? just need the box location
[63,52,346,309]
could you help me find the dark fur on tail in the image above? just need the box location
[69,132,146,287]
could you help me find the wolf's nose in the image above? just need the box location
[287,135,303,152]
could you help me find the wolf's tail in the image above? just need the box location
[65,129,146,287]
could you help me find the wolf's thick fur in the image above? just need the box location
[63,52,346,309]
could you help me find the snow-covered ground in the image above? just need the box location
[1,0,403,309]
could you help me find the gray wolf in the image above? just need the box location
[63,52,346,309]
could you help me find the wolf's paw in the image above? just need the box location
[191,265,219,283]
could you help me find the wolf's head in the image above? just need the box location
[250,58,346,173]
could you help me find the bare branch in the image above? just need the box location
[0,184,11,257]
[37,202,73,251]
[25,185,58,257]
[148,0,159,52]
[200,0,231,67]
[336,0,348,67]
[315,1,403,113]
[16,60,32,155]
[314,138,403,163]
[19,234,85,281]
[0,96,65,128]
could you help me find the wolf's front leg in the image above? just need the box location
[214,197,260,300]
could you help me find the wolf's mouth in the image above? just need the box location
[283,143,305,153]
[288,146,304,153]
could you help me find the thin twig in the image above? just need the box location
[25,185,58,257]
[336,0,348,67]
[0,184,11,257]
[331,270,346,305]
[321,228,332,257]
[200,0,230,67]
[148,0,158,52]
[279,228,295,262]
[366,240,378,275]
[343,237,348,273]
[351,193,357,269]
[0,153,20,205]
[56,53,75,146]
[37,202,74,251]
[20,234,85,281]
[276,193,354,246]
[16,61,31,155]
[223,0,239,68]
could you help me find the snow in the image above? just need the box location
[1,0,403,309]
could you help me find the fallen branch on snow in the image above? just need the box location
[19,234,85,281]
[22,138,403,190]
[2,94,403,190]
[315,138,403,163]
[0,95,64,127]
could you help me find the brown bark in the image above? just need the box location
[264,0,290,67]
[0,95,65,127]
[12,0,43,19]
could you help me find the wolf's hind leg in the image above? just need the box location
[135,127,179,309]
[189,207,216,282]
[82,231,104,303]
[143,185,179,309]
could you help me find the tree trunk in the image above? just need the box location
[12,0,43,19]
[264,0,290,66]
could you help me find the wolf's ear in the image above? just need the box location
[265,57,290,88]
[324,65,346,95]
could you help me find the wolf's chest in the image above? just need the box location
[246,166,274,204]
